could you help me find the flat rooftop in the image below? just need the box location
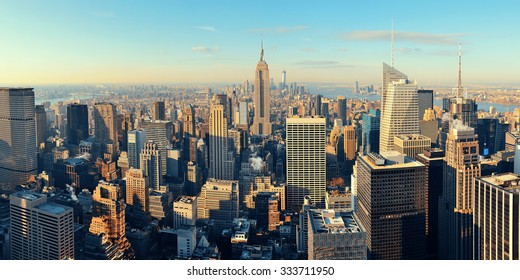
[394,134,430,141]
[479,173,520,193]
[11,191,45,202]
[363,151,424,169]
[175,196,196,204]
[309,209,363,234]
[35,202,71,215]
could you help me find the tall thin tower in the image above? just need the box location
[252,41,272,135]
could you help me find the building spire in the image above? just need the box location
[391,18,395,67]
[260,38,264,61]
[457,43,462,98]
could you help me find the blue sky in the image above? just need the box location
[0,0,519,86]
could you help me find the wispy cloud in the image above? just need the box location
[250,25,308,33]
[395,47,422,53]
[294,60,353,69]
[192,46,220,54]
[301,48,316,52]
[302,37,313,42]
[196,26,217,32]
[342,30,464,45]
[92,11,115,18]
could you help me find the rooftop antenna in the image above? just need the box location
[391,18,395,67]
[457,43,462,98]
[260,36,264,61]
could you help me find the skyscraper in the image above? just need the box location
[93,103,117,145]
[281,70,287,90]
[417,89,434,121]
[140,141,162,190]
[0,88,38,193]
[67,104,89,146]
[183,104,196,139]
[381,63,407,111]
[10,191,74,260]
[356,152,427,259]
[337,96,347,125]
[379,79,419,152]
[209,103,234,180]
[344,125,357,161]
[252,43,271,135]
[474,173,520,260]
[125,168,149,213]
[173,196,197,229]
[141,120,173,177]
[35,105,47,148]
[438,122,480,260]
[286,117,326,209]
[127,129,147,169]
[361,109,381,155]
[152,101,165,121]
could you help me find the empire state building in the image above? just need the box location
[252,44,271,135]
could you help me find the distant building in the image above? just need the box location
[67,104,89,146]
[308,209,366,260]
[417,89,433,121]
[127,129,147,169]
[361,109,380,155]
[152,101,165,121]
[252,44,271,135]
[325,190,351,211]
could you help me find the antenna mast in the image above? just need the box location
[457,43,462,98]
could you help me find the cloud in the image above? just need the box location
[196,26,217,32]
[191,46,220,54]
[302,37,313,42]
[294,60,353,69]
[342,30,464,45]
[395,47,422,53]
[334,48,348,52]
[301,48,316,52]
[250,25,308,33]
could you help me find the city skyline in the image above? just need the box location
[1,1,520,85]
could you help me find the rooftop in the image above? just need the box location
[365,151,424,169]
[394,134,431,141]
[309,209,364,234]
[479,173,520,193]
[35,202,71,215]
[11,191,45,202]
[175,196,196,204]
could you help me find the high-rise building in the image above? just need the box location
[381,63,408,114]
[0,88,38,193]
[152,101,165,121]
[166,148,182,179]
[393,134,431,158]
[252,44,271,135]
[476,118,508,156]
[286,117,326,209]
[255,192,280,231]
[67,104,89,146]
[474,173,520,260]
[209,103,234,180]
[35,105,47,148]
[238,101,249,128]
[416,148,445,259]
[197,179,239,232]
[125,168,149,213]
[141,120,173,177]
[379,79,419,152]
[186,161,201,196]
[140,141,162,190]
[344,125,357,161]
[438,122,480,260]
[420,108,439,146]
[356,152,427,259]
[308,209,367,260]
[417,89,434,121]
[93,103,117,145]
[281,70,287,90]
[10,191,74,260]
[337,96,347,125]
[127,129,147,169]
[173,196,197,229]
[361,109,381,155]
[183,105,196,139]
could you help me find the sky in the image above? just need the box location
[0,0,519,86]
